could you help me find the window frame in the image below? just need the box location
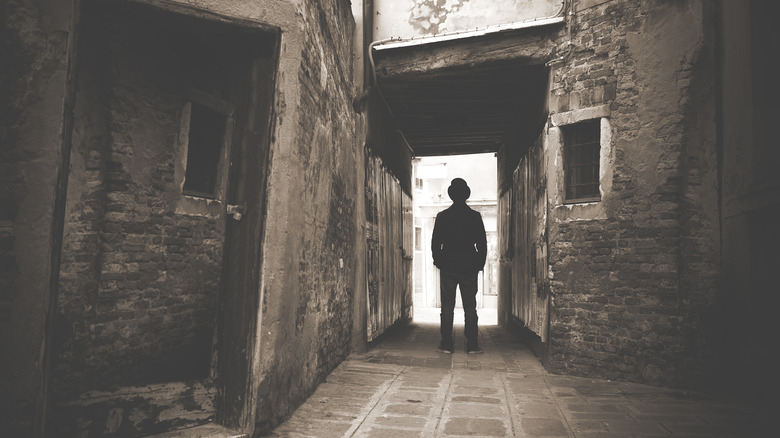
[562,119,602,204]
[548,104,613,221]
[180,89,234,202]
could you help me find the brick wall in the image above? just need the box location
[54,4,243,401]
[545,0,720,387]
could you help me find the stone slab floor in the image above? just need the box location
[261,322,769,437]
[155,321,769,437]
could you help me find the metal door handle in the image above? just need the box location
[226,203,245,221]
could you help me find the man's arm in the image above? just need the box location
[475,213,487,271]
[431,213,443,268]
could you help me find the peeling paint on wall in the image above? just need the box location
[374,0,563,40]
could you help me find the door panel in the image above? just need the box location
[214,38,277,430]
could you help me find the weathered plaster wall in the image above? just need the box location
[545,0,721,387]
[0,0,76,434]
[3,0,365,435]
[252,0,363,432]
[53,0,363,434]
[373,0,563,40]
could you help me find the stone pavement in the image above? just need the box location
[264,321,769,437]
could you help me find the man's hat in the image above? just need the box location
[447,178,471,202]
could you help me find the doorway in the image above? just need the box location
[52,0,278,433]
[412,153,498,326]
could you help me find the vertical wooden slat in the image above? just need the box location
[510,140,549,341]
[365,154,411,341]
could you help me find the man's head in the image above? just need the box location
[447,178,471,202]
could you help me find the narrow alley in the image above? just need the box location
[259,322,764,438]
[4,1,779,436]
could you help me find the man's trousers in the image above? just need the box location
[439,270,479,349]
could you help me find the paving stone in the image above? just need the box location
[442,417,508,437]
[450,395,502,404]
[506,376,550,391]
[446,401,506,418]
[662,422,740,435]
[513,393,558,404]
[401,380,444,389]
[569,411,635,421]
[374,415,427,428]
[631,413,704,423]
[388,391,437,404]
[602,420,668,434]
[568,419,609,433]
[383,403,433,416]
[514,401,564,418]
[270,418,353,437]
[452,385,500,396]
[520,417,570,436]
[290,408,358,422]
[563,403,623,413]
[361,427,425,438]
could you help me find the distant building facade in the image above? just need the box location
[413,154,498,312]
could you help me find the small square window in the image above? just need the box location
[183,102,227,198]
[562,119,601,203]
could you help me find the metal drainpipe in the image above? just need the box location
[364,0,373,88]
[365,0,402,108]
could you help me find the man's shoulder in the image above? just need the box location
[438,205,457,215]
[438,204,480,216]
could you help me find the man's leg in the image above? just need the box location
[438,271,457,352]
[458,273,480,353]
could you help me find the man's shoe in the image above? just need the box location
[466,345,483,354]
[436,345,453,354]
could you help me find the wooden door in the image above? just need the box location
[214,38,277,430]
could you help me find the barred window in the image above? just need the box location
[562,119,601,203]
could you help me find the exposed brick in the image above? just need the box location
[540,0,721,389]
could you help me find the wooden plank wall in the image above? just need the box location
[365,153,413,341]
[503,139,549,342]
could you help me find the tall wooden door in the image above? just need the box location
[214,37,277,430]
[511,140,549,342]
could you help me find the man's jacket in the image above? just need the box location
[431,203,487,274]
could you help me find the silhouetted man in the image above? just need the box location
[431,178,487,354]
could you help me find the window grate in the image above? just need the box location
[562,119,601,202]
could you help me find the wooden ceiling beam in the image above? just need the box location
[372,25,560,79]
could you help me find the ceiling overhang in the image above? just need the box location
[372,20,562,157]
